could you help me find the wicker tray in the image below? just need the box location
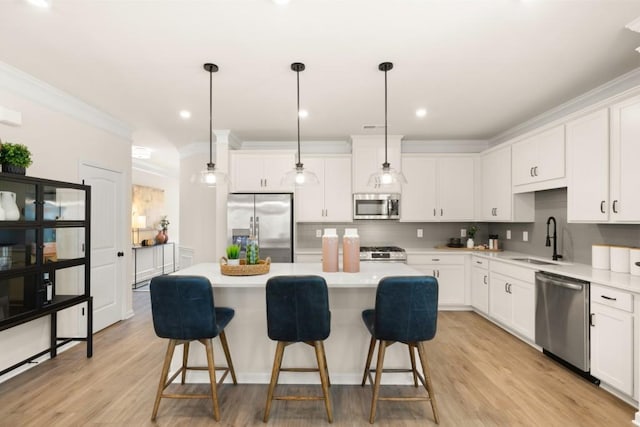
[220,256,271,276]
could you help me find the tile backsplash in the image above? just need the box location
[297,188,640,266]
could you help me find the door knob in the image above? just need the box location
[117,251,124,257]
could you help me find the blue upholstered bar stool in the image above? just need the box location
[361,276,440,424]
[263,275,333,423]
[149,275,237,421]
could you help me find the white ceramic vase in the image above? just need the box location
[227,258,240,266]
[467,238,475,248]
[0,191,19,220]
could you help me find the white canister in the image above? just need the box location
[591,245,610,270]
[630,248,640,276]
[610,246,630,273]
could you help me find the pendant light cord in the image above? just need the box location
[296,67,302,167]
[209,67,213,166]
[384,66,388,166]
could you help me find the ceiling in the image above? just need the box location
[2,0,640,169]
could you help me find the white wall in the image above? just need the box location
[0,65,132,382]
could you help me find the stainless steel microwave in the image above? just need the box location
[353,193,400,220]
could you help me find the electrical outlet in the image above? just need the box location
[417,229,423,238]
[523,231,528,242]
[316,229,322,238]
[506,230,511,240]
[460,228,466,237]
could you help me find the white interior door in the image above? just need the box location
[80,163,124,332]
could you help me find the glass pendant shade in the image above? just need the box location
[199,162,229,187]
[368,61,407,188]
[282,62,318,187]
[367,163,407,187]
[282,164,320,186]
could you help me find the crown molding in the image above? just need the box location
[402,140,488,153]
[491,66,640,145]
[132,158,179,178]
[0,61,131,140]
[240,140,350,153]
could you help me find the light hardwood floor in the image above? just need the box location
[0,291,635,426]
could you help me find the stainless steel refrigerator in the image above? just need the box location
[227,193,293,263]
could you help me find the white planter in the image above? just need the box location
[227,259,240,266]
[467,238,475,248]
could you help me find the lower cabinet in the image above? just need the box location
[407,254,466,307]
[488,262,535,341]
[132,243,176,287]
[590,283,634,396]
[471,256,489,315]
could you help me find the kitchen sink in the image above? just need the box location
[509,257,558,265]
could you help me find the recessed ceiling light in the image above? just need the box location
[416,108,428,118]
[131,146,152,159]
[272,0,291,5]
[25,0,52,8]
[298,109,308,118]
[179,110,191,119]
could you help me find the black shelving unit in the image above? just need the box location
[0,172,91,377]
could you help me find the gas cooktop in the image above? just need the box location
[360,246,407,262]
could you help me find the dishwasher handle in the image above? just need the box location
[536,272,586,291]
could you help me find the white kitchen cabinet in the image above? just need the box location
[296,156,352,223]
[568,100,640,223]
[609,96,640,222]
[470,256,489,315]
[567,108,610,222]
[590,283,634,396]
[132,243,176,287]
[512,125,566,190]
[401,155,474,222]
[351,135,402,193]
[230,151,295,192]
[407,254,466,307]
[488,261,535,341]
[480,146,534,222]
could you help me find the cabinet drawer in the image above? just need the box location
[490,260,535,283]
[471,256,488,269]
[407,254,465,265]
[591,283,633,313]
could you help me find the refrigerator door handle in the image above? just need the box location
[250,216,254,236]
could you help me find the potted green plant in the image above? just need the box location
[226,244,241,265]
[467,225,479,248]
[0,141,32,175]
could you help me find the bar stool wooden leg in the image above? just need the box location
[408,343,419,387]
[314,341,333,423]
[219,330,238,384]
[417,341,440,424]
[264,341,286,422]
[151,339,177,421]
[361,336,376,386]
[369,340,387,424]
[181,341,190,384]
[322,345,331,388]
[203,338,221,422]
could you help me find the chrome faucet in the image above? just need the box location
[545,216,561,261]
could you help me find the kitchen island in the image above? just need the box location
[167,262,425,385]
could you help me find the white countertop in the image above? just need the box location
[174,262,422,288]
[296,247,640,294]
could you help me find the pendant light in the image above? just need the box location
[367,61,407,187]
[199,62,228,187]
[281,62,319,186]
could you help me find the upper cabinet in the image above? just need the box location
[400,155,475,222]
[567,101,640,223]
[567,108,610,222]
[296,155,352,223]
[230,151,295,193]
[512,124,566,192]
[351,135,402,193]
[481,146,534,222]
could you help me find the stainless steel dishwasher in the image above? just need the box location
[535,271,596,380]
